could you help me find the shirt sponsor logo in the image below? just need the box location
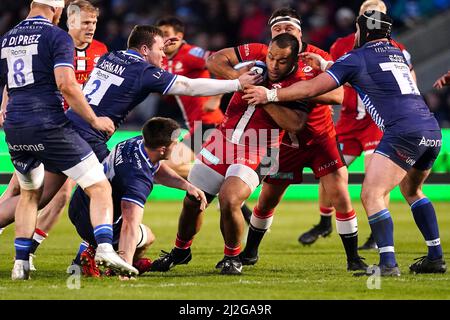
[302,66,313,73]
[418,137,441,147]
[318,159,338,172]
[8,143,44,152]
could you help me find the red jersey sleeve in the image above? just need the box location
[235,43,268,62]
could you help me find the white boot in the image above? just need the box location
[95,243,138,276]
[11,260,30,280]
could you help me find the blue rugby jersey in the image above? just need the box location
[0,16,74,127]
[66,49,177,143]
[71,136,159,224]
[326,40,439,134]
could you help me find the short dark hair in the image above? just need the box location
[142,117,181,149]
[270,33,300,59]
[269,7,302,25]
[156,16,185,34]
[127,25,163,50]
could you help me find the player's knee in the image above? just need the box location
[85,179,111,198]
[218,192,242,214]
[399,182,421,202]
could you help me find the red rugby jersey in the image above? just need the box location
[162,42,224,131]
[235,42,336,147]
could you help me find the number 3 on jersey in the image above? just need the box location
[84,68,124,106]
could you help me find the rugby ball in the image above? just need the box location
[234,60,267,78]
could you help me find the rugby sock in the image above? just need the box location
[224,244,241,257]
[319,206,334,228]
[243,206,274,257]
[14,238,33,261]
[73,241,89,265]
[175,234,193,250]
[336,210,359,261]
[30,228,48,254]
[0,228,4,235]
[411,198,443,260]
[241,203,253,225]
[93,224,113,245]
[368,209,397,267]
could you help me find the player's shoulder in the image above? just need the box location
[236,43,268,61]
[389,38,406,51]
[330,33,355,56]
[304,42,331,59]
[91,39,108,52]
[182,43,209,60]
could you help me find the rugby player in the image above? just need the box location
[69,118,206,278]
[156,16,254,224]
[0,0,138,279]
[298,0,416,251]
[150,33,315,275]
[243,10,446,276]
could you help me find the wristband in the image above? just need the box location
[266,88,279,102]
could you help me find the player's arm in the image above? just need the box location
[118,200,144,264]
[308,87,343,105]
[165,72,262,97]
[0,86,8,127]
[54,67,115,135]
[262,104,308,134]
[155,162,207,210]
[244,73,338,105]
[206,48,242,79]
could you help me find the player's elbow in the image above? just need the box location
[57,79,78,97]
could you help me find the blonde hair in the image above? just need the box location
[67,0,99,17]
[359,0,387,15]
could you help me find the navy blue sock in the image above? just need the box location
[411,198,443,260]
[368,209,397,268]
[14,238,33,261]
[93,224,113,245]
[73,241,89,265]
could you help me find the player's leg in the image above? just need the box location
[132,224,156,275]
[150,159,222,272]
[11,164,44,280]
[239,181,288,264]
[360,153,406,276]
[0,172,20,204]
[400,169,446,273]
[218,168,256,275]
[28,179,77,262]
[320,166,366,271]
[358,151,384,250]
[0,170,67,229]
[299,136,359,245]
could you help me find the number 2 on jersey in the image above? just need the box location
[83,68,124,106]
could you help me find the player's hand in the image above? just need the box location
[92,116,115,136]
[0,109,5,127]
[186,184,207,211]
[164,36,180,50]
[238,71,263,90]
[300,52,331,72]
[433,71,450,89]
[242,85,270,105]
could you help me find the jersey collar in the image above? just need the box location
[123,49,145,61]
[25,15,51,22]
[138,140,159,170]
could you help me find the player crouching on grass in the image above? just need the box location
[68,118,207,279]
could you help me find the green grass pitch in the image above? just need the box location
[0,200,449,300]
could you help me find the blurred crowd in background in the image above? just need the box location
[1,0,450,128]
